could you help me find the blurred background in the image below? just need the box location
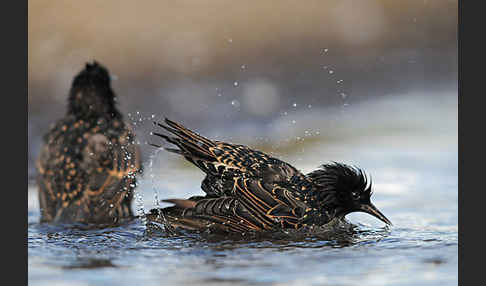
[28,0,457,182]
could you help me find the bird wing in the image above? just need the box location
[231,177,309,230]
[157,176,309,233]
[151,118,302,186]
[157,197,260,233]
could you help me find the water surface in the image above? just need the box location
[28,93,457,285]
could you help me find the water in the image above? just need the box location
[28,93,457,285]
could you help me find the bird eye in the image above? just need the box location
[351,191,360,199]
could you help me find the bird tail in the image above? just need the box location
[151,118,216,161]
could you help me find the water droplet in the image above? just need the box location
[308,104,312,108]
[231,100,240,108]
[233,81,239,87]
[291,120,296,124]
[241,64,246,70]
[151,114,155,119]
[292,103,297,108]
[329,70,334,74]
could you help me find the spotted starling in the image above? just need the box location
[36,62,142,225]
[147,118,391,233]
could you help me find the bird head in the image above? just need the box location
[67,61,120,119]
[307,162,392,225]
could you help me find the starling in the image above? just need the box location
[147,118,391,234]
[36,62,142,225]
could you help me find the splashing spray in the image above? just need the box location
[146,144,174,234]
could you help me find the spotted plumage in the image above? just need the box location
[147,119,391,234]
[37,62,142,225]
[152,119,304,198]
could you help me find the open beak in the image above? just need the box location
[359,203,392,226]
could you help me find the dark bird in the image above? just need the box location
[36,62,142,225]
[147,118,391,234]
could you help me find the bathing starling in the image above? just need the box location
[36,62,142,225]
[147,118,391,233]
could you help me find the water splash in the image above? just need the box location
[231,99,240,108]
[320,48,329,55]
[145,146,173,233]
[148,148,163,212]
[134,182,147,227]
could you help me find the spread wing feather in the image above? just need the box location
[157,177,310,232]
[232,177,308,229]
[152,118,304,197]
